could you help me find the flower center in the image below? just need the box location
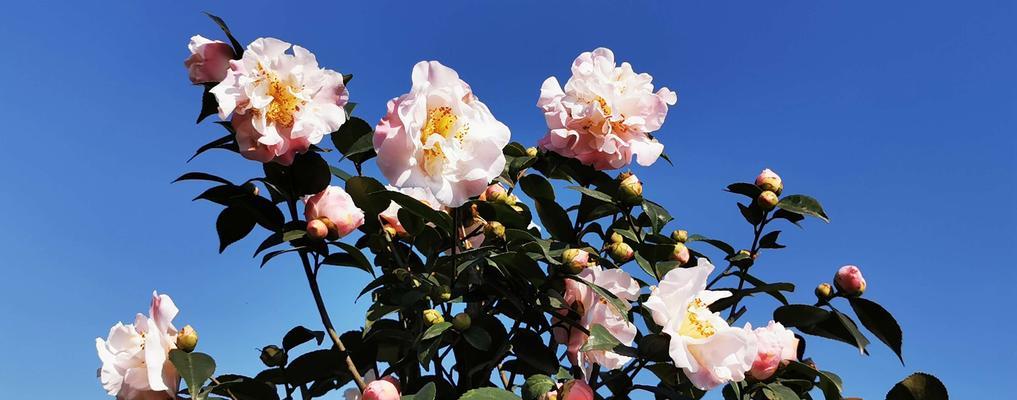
[678,298,716,339]
[420,106,469,176]
[257,65,304,127]
[594,96,612,116]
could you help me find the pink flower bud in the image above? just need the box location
[757,190,779,211]
[746,321,798,381]
[608,242,634,263]
[618,172,643,205]
[559,380,594,400]
[671,243,690,264]
[304,186,365,240]
[184,35,234,84]
[362,376,401,400]
[834,265,867,296]
[562,248,590,274]
[306,219,328,240]
[755,168,783,195]
[480,183,508,202]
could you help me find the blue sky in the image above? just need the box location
[0,1,1014,398]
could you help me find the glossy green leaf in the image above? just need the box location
[777,195,830,223]
[519,174,556,201]
[521,374,555,400]
[169,350,216,395]
[459,387,522,400]
[283,326,325,351]
[422,322,453,341]
[849,297,904,364]
[886,372,948,400]
[216,206,256,253]
[402,382,437,400]
[462,326,492,350]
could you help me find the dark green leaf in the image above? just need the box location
[519,174,556,201]
[204,12,244,57]
[726,182,763,198]
[174,172,232,186]
[642,200,672,234]
[290,152,331,196]
[773,208,805,227]
[462,326,492,351]
[765,383,800,400]
[886,372,948,400]
[849,297,904,364]
[402,382,437,400]
[521,374,555,400]
[283,326,325,351]
[569,276,631,315]
[533,200,575,242]
[187,133,237,162]
[580,324,621,352]
[459,387,522,400]
[196,82,219,123]
[777,195,830,223]
[567,185,614,203]
[216,206,256,253]
[688,234,736,256]
[422,322,452,341]
[511,330,558,375]
[372,190,452,231]
[759,230,786,249]
[330,117,376,164]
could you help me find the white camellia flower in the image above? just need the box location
[374,61,511,207]
[95,292,181,400]
[211,37,349,165]
[644,259,757,390]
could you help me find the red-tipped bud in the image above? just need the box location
[755,168,783,195]
[757,190,779,211]
[671,243,690,264]
[608,242,634,263]
[562,248,591,274]
[834,265,867,296]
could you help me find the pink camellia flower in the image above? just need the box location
[374,61,511,207]
[559,379,595,400]
[211,38,349,165]
[95,291,182,400]
[553,265,640,375]
[834,265,867,296]
[745,321,798,380]
[537,48,677,170]
[379,186,442,237]
[304,186,365,238]
[644,259,757,390]
[184,35,234,84]
[344,371,400,400]
[755,168,783,194]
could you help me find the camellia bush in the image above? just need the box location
[95,14,950,400]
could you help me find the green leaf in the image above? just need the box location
[345,176,389,218]
[580,324,621,352]
[726,182,763,198]
[459,387,523,400]
[886,372,948,400]
[283,326,325,351]
[196,82,220,124]
[688,234,736,256]
[322,252,375,275]
[174,172,233,186]
[567,185,614,203]
[204,12,244,57]
[765,383,800,400]
[290,152,331,196]
[282,230,306,242]
[773,208,805,227]
[330,117,377,164]
[759,230,786,249]
[332,242,375,275]
[774,305,870,354]
[511,330,558,375]
[519,174,556,201]
[421,322,453,341]
[402,382,437,400]
[372,190,452,231]
[777,195,830,223]
[463,326,492,350]
[216,206,256,253]
[533,199,575,242]
[849,297,904,364]
[521,374,555,400]
[569,276,631,315]
[187,133,237,162]
[169,350,216,395]
[642,200,672,234]
[329,165,353,181]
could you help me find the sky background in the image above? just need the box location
[0,1,1014,398]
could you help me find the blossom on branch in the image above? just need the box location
[537,48,676,170]
[554,265,640,374]
[374,61,510,207]
[95,292,181,400]
[644,259,756,390]
[211,38,349,165]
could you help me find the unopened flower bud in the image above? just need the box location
[260,345,287,367]
[815,283,834,300]
[484,221,506,241]
[608,242,634,263]
[176,325,198,353]
[383,225,399,238]
[559,379,594,400]
[834,265,867,297]
[423,309,445,326]
[452,313,472,331]
[306,219,328,240]
[671,229,688,243]
[317,217,341,241]
[755,168,783,195]
[562,248,590,274]
[526,147,539,157]
[482,183,508,202]
[757,190,779,211]
[609,232,624,244]
[504,194,520,207]
[617,172,643,205]
[433,285,452,302]
[242,181,260,196]
[671,243,690,264]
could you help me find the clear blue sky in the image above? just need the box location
[0,1,1013,398]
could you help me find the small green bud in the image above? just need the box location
[562,248,590,274]
[608,242,634,263]
[175,325,198,353]
[671,229,688,243]
[617,172,643,205]
[757,190,779,211]
[452,313,472,331]
[484,221,506,241]
[609,232,624,244]
[423,309,445,326]
[815,283,834,300]
[671,243,690,264]
[434,285,452,302]
[260,345,287,367]
[526,147,539,157]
